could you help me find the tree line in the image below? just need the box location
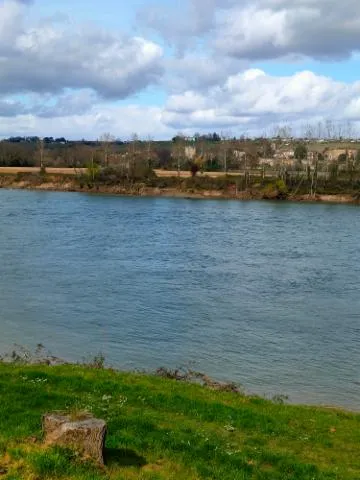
[1,131,360,177]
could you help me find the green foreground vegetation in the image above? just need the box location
[0,363,359,479]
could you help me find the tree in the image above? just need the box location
[355,150,360,165]
[212,132,221,142]
[294,143,308,160]
[325,120,334,139]
[86,153,100,184]
[220,131,231,172]
[145,135,155,168]
[99,133,115,166]
[38,137,45,171]
[302,123,315,140]
[190,163,199,177]
[274,124,292,139]
[125,133,143,179]
[338,153,347,163]
[157,148,171,169]
[171,134,185,176]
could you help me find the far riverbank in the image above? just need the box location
[0,169,358,205]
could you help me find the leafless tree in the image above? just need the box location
[345,120,355,140]
[316,121,324,140]
[125,133,143,177]
[220,131,231,173]
[99,132,115,166]
[145,135,154,168]
[336,122,343,140]
[273,124,292,139]
[325,120,334,139]
[38,137,45,170]
[302,123,315,140]
[172,133,185,176]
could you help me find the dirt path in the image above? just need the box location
[0,167,244,178]
[0,167,84,175]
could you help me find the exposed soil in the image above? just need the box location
[0,171,358,205]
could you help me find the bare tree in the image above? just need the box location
[345,120,355,140]
[38,137,45,171]
[146,135,154,168]
[325,120,334,139]
[336,121,343,140]
[317,121,324,140]
[99,132,115,167]
[302,123,315,140]
[220,131,231,173]
[126,133,142,178]
[274,124,293,139]
[171,133,185,177]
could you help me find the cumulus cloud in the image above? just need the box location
[164,54,247,93]
[137,0,215,51]
[0,104,175,140]
[161,69,360,132]
[2,0,360,138]
[139,0,360,61]
[0,0,163,98]
[215,1,360,60]
[3,69,360,139]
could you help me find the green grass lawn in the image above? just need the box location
[0,363,359,479]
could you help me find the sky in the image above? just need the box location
[1,0,360,139]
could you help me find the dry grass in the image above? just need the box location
[0,167,242,178]
[0,167,84,175]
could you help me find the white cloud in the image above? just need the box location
[0,104,175,140]
[139,0,360,61]
[0,0,163,98]
[163,53,247,94]
[2,69,360,139]
[2,0,360,138]
[215,1,360,60]
[162,69,360,132]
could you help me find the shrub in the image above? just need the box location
[262,179,288,199]
[190,163,199,177]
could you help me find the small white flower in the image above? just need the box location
[224,424,236,432]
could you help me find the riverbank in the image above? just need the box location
[0,171,358,205]
[0,362,359,479]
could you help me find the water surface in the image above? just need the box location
[0,189,359,408]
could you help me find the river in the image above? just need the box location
[1,189,359,408]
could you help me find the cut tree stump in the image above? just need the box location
[43,413,107,465]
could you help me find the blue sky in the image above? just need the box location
[32,0,145,31]
[0,0,360,139]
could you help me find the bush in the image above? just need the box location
[183,175,243,191]
[294,143,307,160]
[96,164,156,185]
[153,176,180,189]
[190,163,199,177]
[262,179,288,199]
[275,179,288,197]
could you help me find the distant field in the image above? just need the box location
[154,169,244,178]
[0,167,245,178]
[308,141,360,151]
[0,167,85,175]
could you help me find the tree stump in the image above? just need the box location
[43,413,107,465]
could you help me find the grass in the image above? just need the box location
[0,363,359,479]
